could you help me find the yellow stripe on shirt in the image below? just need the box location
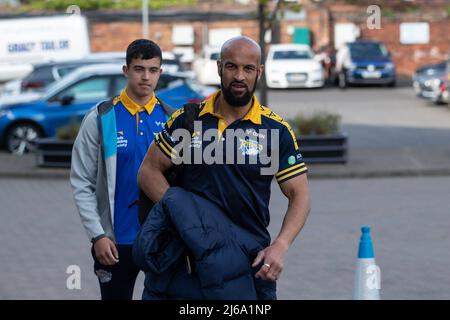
[276,163,305,177]
[158,132,177,155]
[276,166,308,182]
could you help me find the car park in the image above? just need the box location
[0,55,125,96]
[265,44,324,89]
[0,51,189,97]
[0,63,214,154]
[335,40,396,88]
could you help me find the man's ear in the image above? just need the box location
[257,64,264,81]
[217,60,222,77]
[122,65,128,78]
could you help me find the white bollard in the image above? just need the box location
[353,226,381,300]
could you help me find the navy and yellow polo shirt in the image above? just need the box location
[155,91,307,246]
[113,89,167,245]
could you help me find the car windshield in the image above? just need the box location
[273,50,313,60]
[163,59,178,65]
[349,43,389,60]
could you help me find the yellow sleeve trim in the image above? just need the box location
[158,133,177,154]
[156,134,176,159]
[276,166,308,182]
[276,162,305,177]
[158,141,176,159]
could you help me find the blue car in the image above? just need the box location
[335,41,396,88]
[0,63,213,154]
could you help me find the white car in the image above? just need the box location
[265,44,324,89]
[192,46,221,86]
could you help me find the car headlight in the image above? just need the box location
[433,78,442,87]
[385,63,395,70]
[345,62,357,70]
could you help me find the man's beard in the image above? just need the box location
[220,73,258,108]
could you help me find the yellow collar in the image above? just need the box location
[119,89,157,115]
[198,90,262,125]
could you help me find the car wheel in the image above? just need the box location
[387,80,396,87]
[6,123,42,155]
[338,71,347,89]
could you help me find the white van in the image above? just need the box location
[0,15,90,83]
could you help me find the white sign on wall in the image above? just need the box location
[208,28,242,47]
[400,23,430,44]
[172,25,194,45]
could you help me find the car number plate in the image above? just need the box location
[362,71,382,79]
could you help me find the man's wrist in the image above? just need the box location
[273,238,290,252]
[91,234,106,244]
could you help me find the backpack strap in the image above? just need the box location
[137,102,200,227]
[156,96,176,117]
[97,96,117,115]
[182,103,201,136]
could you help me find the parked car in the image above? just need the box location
[265,44,324,89]
[0,63,215,154]
[192,46,221,86]
[0,55,125,96]
[412,61,446,99]
[0,51,188,97]
[335,40,396,88]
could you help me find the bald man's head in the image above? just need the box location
[216,36,264,107]
[220,36,262,64]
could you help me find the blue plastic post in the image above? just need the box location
[357,225,374,259]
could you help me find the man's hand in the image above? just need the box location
[252,174,311,282]
[252,239,289,282]
[93,237,119,266]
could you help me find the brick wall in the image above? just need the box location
[90,20,259,54]
[360,20,449,75]
[86,5,449,76]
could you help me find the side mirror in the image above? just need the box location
[61,95,75,106]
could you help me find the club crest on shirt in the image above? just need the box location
[239,138,263,156]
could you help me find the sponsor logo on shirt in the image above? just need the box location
[117,130,128,148]
[288,155,296,165]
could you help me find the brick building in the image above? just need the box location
[87,0,449,76]
[1,0,449,76]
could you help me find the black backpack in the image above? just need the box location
[137,102,200,225]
